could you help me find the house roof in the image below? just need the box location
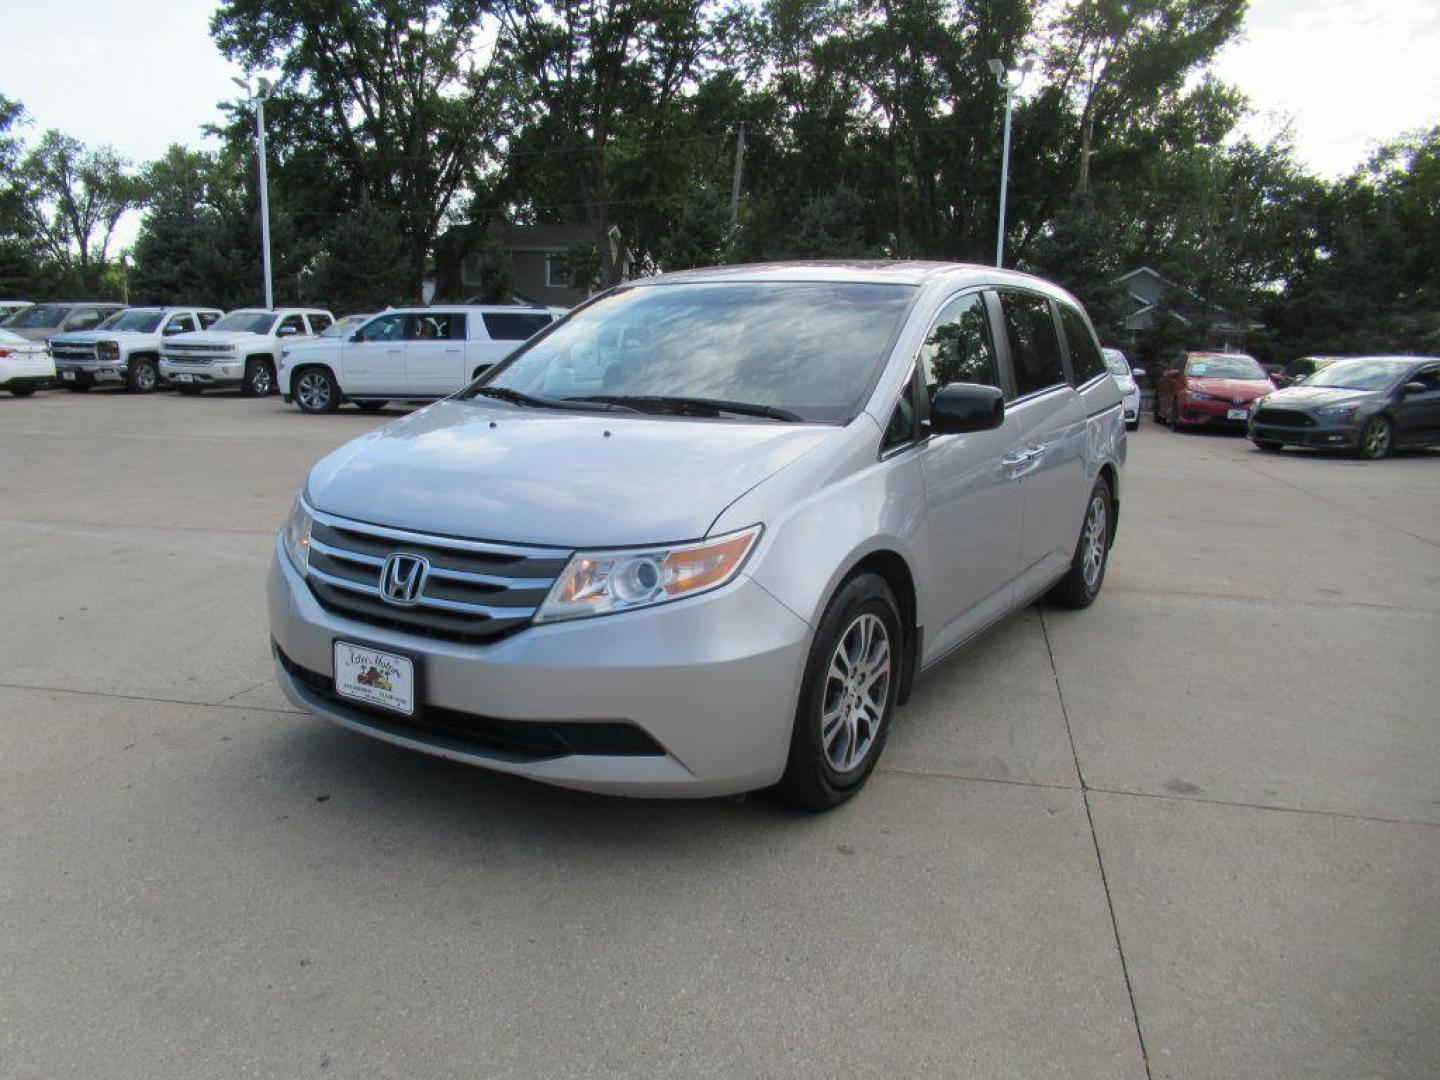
[486,223,601,252]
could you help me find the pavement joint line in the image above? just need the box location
[1085,785,1440,830]
[0,427,348,444]
[1104,582,1437,615]
[0,517,280,539]
[0,680,302,717]
[873,764,1079,793]
[1039,607,1153,1080]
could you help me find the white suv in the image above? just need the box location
[50,307,222,393]
[161,308,335,396]
[279,305,560,413]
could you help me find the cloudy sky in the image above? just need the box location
[4,0,1439,243]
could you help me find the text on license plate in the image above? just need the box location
[1227,408,1249,420]
[333,642,415,716]
[171,373,193,383]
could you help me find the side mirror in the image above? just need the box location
[1130,367,1146,378]
[277,325,298,337]
[1401,381,1428,396]
[930,383,1005,435]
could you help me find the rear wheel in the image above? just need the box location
[1048,476,1114,610]
[243,358,276,397]
[1356,415,1393,460]
[127,357,159,393]
[771,572,901,811]
[294,368,339,414]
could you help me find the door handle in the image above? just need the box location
[443,348,462,354]
[1002,446,1044,476]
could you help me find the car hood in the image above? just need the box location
[165,330,272,347]
[1261,385,1380,410]
[305,399,845,548]
[1187,377,1274,399]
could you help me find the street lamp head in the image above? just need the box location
[1019,58,1035,76]
[987,58,1004,80]
[231,76,251,95]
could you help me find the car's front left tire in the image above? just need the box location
[243,358,277,397]
[1356,415,1393,460]
[772,572,902,811]
[293,367,340,414]
[127,357,159,393]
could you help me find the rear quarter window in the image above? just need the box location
[1058,304,1106,385]
[482,312,554,341]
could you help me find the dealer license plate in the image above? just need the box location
[1227,408,1248,421]
[170,373,193,383]
[60,370,75,381]
[333,642,415,716]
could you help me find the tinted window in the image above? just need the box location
[1059,304,1106,384]
[918,292,998,399]
[1000,292,1065,397]
[211,311,277,334]
[308,313,333,333]
[12,304,70,328]
[198,311,221,328]
[67,308,106,331]
[411,312,464,341]
[483,312,553,341]
[277,315,306,336]
[476,282,914,423]
[357,313,406,342]
[163,314,196,334]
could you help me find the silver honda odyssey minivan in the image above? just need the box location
[269,262,1125,809]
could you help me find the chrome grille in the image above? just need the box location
[303,509,569,644]
[51,342,97,361]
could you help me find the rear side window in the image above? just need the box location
[918,292,998,399]
[483,312,553,341]
[199,311,221,328]
[278,314,306,336]
[410,312,464,340]
[67,308,106,331]
[308,313,333,333]
[1059,303,1106,385]
[999,292,1065,398]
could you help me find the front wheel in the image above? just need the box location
[243,358,276,397]
[127,357,159,393]
[1356,416,1393,460]
[1048,476,1113,610]
[294,368,339,414]
[771,572,901,811]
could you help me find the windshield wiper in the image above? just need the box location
[472,386,638,413]
[565,395,804,422]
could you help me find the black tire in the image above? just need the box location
[1126,420,1139,432]
[1048,476,1114,610]
[9,385,36,397]
[355,400,388,412]
[243,358,277,397]
[293,367,340,414]
[1254,440,1283,453]
[1355,415,1393,460]
[126,356,159,393]
[771,572,902,811]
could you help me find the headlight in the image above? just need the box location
[1186,390,1220,402]
[535,526,762,624]
[281,497,313,575]
[97,340,120,360]
[1316,403,1360,419]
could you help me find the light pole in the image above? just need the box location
[232,76,277,309]
[987,58,1034,269]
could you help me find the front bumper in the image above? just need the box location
[1175,396,1263,428]
[160,358,243,387]
[268,540,813,797]
[54,359,125,385]
[1249,416,1362,449]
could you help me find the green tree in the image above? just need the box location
[309,199,413,313]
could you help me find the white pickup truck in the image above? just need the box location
[161,308,335,396]
[50,306,223,392]
[278,305,561,413]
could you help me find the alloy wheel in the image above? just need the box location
[1082,492,1108,591]
[134,363,157,391]
[250,363,274,396]
[297,371,332,411]
[1361,417,1391,460]
[821,612,891,774]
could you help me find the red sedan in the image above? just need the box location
[1155,351,1276,431]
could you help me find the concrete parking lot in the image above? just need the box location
[2,389,1437,1079]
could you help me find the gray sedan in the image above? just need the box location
[1250,356,1440,459]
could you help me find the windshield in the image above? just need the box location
[1102,349,1131,378]
[209,311,277,334]
[321,314,370,338]
[470,281,915,423]
[1185,354,1268,380]
[8,304,69,329]
[1303,359,1410,391]
[99,310,163,333]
